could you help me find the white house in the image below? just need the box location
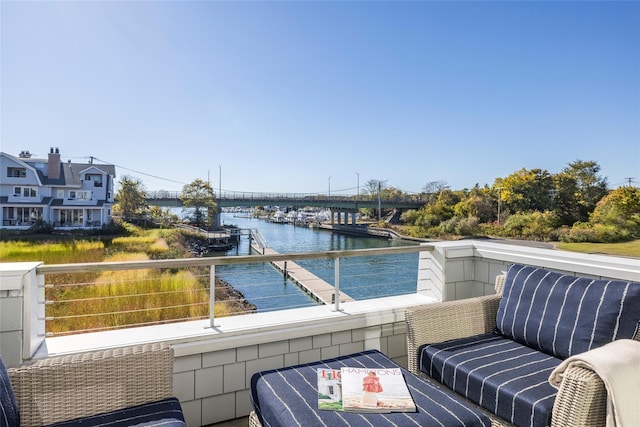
[0,148,116,229]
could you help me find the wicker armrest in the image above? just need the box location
[8,343,174,427]
[551,365,606,427]
[405,294,501,374]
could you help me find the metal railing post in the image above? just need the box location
[333,257,342,312]
[210,265,216,328]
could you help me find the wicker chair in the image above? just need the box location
[405,274,640,427]
[4,343,184,427]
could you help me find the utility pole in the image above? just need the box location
[624,177,635,187]
[377,181,381,222]
[496,187,503,225]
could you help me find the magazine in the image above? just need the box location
[339,367,416,413]
[317,368,343,411]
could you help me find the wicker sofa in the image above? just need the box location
[0,343,185,427]
[406,264,640,427]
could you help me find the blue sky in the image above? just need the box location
[2,1,639,194]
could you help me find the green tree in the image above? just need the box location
[551,172,581,226]
[562,160,609,222]
[114,175,148,220]
[180,179,217,228]
[421,180,448,205]
[454,186,495,223]
[149,206,179,227]
[418,189,461,225]
[380,185,405,201]
[589,186,640,237]
[494,168,554,214]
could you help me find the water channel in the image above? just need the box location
[213,213,420,312]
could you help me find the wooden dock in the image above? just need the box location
[250,243,353,305]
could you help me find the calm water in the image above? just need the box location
[212,213,419,312]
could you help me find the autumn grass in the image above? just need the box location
[46,252,212,334]
[555,239,640,258]
[0,240,106,264]
[2,228,247,335]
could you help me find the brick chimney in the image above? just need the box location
[48,147,61,179]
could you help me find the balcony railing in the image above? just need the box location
[37,245,433,336]
[2,240,638,425]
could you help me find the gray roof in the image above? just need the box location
[2,152,116,187]
[0,196,53,206]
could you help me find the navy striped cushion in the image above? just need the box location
[496,264,640,359]
[251,349,490,427]
[46,397,185,427]
[419,333,560,427]
[0,357,19,427]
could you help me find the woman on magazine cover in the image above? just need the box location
[361,371,383,407]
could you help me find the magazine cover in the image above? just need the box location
[317,368,343,411]
[340,367,416,413]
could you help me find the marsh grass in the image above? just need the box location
[3,229,245,335]
[46,256,211,334]
[0,240,105,264]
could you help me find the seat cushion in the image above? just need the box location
[419,333,561,427]
[0,357,19,427]
[46,397,185,427]
[496,264,640,359]
[251,349,491,427]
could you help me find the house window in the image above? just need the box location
[13,186,36,197]
[3,207,15,219]
[16,207,42,223]
[57,190,64,199]
[69,190,90,200]
[7,167,26,178]
[59,209,83,225]
[85,174,103,187]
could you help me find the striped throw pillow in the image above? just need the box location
[496,264,640,359]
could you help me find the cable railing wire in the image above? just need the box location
[38,245,433,335]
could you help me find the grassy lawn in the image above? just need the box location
[555,239,640,258]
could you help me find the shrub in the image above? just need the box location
[502,211,559,241]
[560,222,631,243]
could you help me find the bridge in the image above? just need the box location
[146,191,426,210]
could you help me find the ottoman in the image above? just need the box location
[250,349,491,427]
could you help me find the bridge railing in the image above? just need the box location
[146,190,426,204]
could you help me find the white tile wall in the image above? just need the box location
[173,321,408,425]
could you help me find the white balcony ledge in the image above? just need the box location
[39,293,437,358]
